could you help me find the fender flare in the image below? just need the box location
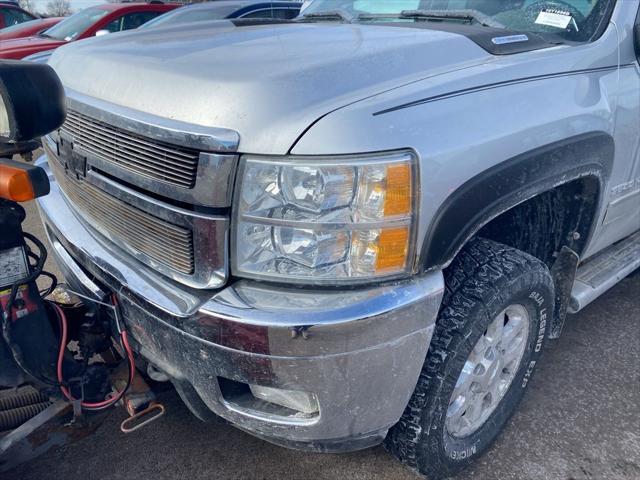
[421,132,615,270]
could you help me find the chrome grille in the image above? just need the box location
[50,157,195,275]
[60,109,200,189]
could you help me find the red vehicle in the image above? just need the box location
[0,1,36,29]
[0,3,178,60]
[0,17,63,41]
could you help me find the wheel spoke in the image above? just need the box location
[463,395,484,425]
[487,375,503,408]
[485,311,505,348]
[502,313,526,346]
[446,397,467,433]
[450,363,473,403]
[474,360,492,391]
[502,341,524,369]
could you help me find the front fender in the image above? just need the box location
[421,132,614,269]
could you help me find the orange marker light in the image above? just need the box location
[0,164,36,202]
[376,226,410,273]
[384,163,412,217]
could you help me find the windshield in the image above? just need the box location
[42,7,109,41]
[142,5,238,28]
[301,0,616,42]
[0,18,40,33]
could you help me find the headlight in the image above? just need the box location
[233,151,417,284]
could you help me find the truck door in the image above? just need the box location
[586,3,640,256]
[611,5,640,235]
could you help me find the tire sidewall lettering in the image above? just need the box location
[450,444,478,460]
[443,283,553,464]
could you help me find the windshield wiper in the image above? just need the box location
[38,32,54,39]
[400,9,505,29]
[299,9,355,23]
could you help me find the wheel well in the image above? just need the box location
[476,177,600,267]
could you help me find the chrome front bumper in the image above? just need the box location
[36,155,444,452]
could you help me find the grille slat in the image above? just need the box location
[64,117,199,172]
[60,109,200,188]
[67,137,196,184]
[50,158,195,275]
[63,110,199,165]
[64,176,191,241]
[74,204,193,257]
[64,115,198,163]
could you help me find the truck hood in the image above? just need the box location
[50,21,492,154]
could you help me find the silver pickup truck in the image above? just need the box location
[37,0,639,477]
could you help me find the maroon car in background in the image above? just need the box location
[0,17,63,41]
[0,1,36,28]
[0,2,178,60]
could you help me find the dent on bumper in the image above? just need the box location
[36,155,444,450]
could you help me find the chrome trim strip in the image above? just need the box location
[66,89,240,152]
[221,400,319,427]
[196,153,237,207]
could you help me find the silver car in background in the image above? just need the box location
[141,1,301,29]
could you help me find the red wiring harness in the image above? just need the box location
[53,296,135,411]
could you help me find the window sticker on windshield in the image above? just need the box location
[535,9,572,29]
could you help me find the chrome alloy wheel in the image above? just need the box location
[445,304,530,438]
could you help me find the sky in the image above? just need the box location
[31,0,106,14]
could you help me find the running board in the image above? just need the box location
[569,231,640,313]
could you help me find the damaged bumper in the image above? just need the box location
[36,156,444,452]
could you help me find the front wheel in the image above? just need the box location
[385,238,554,479]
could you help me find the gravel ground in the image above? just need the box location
[4,201,639,480]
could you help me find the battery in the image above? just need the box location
[0,199,58,388]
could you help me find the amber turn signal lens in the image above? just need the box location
[0,164,36,202]
[383,163,412,217]
[376,226,410,273]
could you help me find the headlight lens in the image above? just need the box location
[234,151,417,283]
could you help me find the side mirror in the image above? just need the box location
[0,60,66,145]
[95,29,110,37]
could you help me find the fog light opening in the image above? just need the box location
[249,384,319,415]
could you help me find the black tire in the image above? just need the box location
[385,238,554,479]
